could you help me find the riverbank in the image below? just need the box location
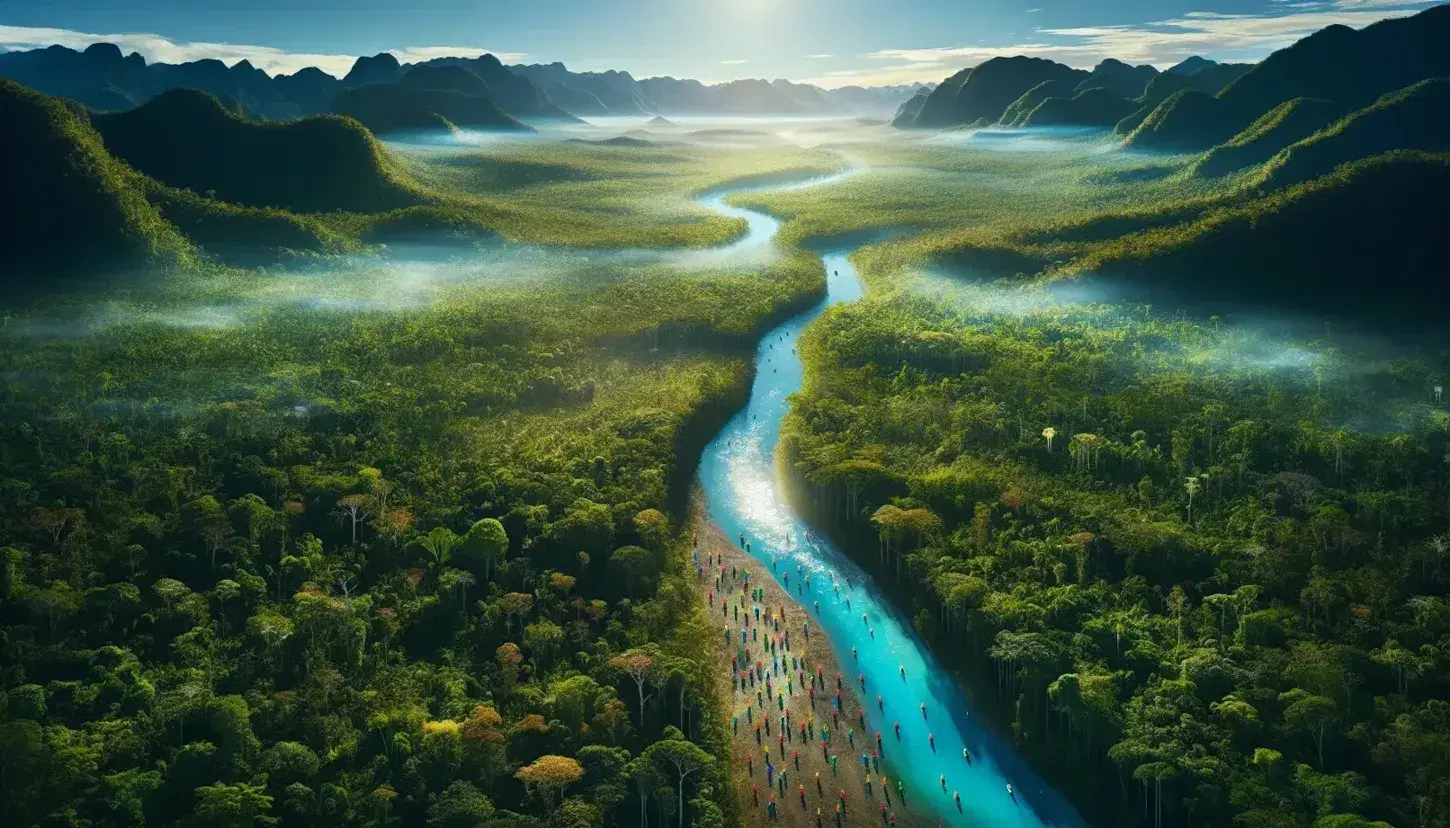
[694,496,935,828]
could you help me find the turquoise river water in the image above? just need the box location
[693,171,1084,827]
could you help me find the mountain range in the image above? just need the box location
[895,54,1252,130]
[895,4,1449,171]
[0,43,921,129]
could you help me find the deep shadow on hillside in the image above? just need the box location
[1193,97,1345,178]
[0,78,191,285]
[1075,151,1450,331]
[1258,77,1450,189]
[92,88,421,213]
[1125,6,1450,152]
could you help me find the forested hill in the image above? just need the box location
[893,2,1448,163]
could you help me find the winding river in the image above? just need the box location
[693,168,1084,827]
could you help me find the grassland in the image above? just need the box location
[730,129,1244,288]
[387,135,844,247]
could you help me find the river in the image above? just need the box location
[693,170,1085,827]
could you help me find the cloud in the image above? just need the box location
[806,2,1434,87]
[718,59,747,65]
[0,24,524,77]
[389,45,528,65]
[803,53,835,59]
[1026,8,1042,12]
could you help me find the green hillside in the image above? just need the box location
[93,88,421,213]
[901,56,1086,128]
[1021,87,1137,128]
[1259,77,1450,189]
[1078,150,1450,322]
[1123,5,1450,152]
[1122,89,1244,151]
[1193,97,1345,177]
[402,63,491,96]
[1072,58,1158,100]
[999,79,1073,126]
[331,79,530,135]
[0,78,190,283]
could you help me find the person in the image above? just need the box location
[877,695,883,711]
[963,747,970,763]
[870,627,875,640]
[954,791,961,809]
[940,774,946,791]
[893,721,900,738]
[851,646,857,661]
[920,702,927,719]
[1007,783,1014,797]
[928,733,935,751]
[900,664,906,680]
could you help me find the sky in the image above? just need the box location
[0,0,1442,87]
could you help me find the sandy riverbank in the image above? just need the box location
[693,497,939,828]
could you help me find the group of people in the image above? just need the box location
[702,528,1015,826]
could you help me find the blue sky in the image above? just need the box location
[0,0,1440,86]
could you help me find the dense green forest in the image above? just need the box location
[0,282,772,828]
[4,5,1450,825]
[0,86,844,828]
[780,283,1450,827]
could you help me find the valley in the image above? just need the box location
[1,5,1448,828]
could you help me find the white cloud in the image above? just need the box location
[803,53,834,58]
[1027,8,1042,12]
[0,25,524,77]
[806,2,1434,87]
[718,59,747,65]
[389,45,528,65]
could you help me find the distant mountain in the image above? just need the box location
[0,42,310,118]
[1258,77,1450,189]
[147,57,304,119]
[514,61,917,116]
[93,87,420,212]
[1186,61,1253,95]
[0,42,942,124]
[825,84,929,114]
[1167,56,1216,77]
[411,53,579,121]
[1112,63,1255,136]
[1079,150,1450,325]
[1020,87,1140,128]
[509,62,654,115]
[1167,55,1252,92]
[0,42,150,111]
[1074,58,1158,100]
[1193,97,1346,178]
[630,74,915,115]
[0,78,189,283]
[331,73,530,135]
[273,67,342,115]
[341,52,402,88]
[893,86,933,124]
[897,56,1088,128]
[1124,5,1450,151]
